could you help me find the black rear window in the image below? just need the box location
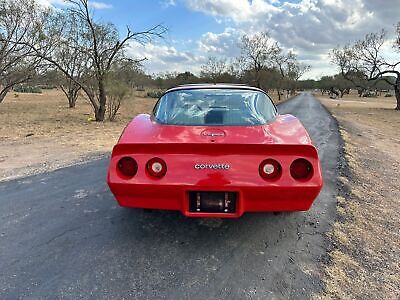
[153,88,277,126]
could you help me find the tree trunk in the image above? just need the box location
[68,94,76,108]
[0,86,12,103]
[395,76,400,110]
[329,87,339,99]
[276,88,281,101]
[95,79,107,121]
[60,83,80,108]
[255,69,261,88]
[68,88,79,108]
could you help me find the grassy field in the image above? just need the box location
[317,94,400,299]
[0,89,157,180]
[0,88,285,181]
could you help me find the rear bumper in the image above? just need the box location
[107,182,322,218]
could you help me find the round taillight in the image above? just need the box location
[146,157,167,178]
[259,159,281,179]
[290,158,313,180]
[117,157,138,177]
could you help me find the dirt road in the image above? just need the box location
[0,93,340,299]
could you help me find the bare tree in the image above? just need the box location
[200,56,227,83]
[63,0,166,120]
[331,34,382,97]
[318,75,349,99]
[273,49,292,99]
[331,28,400,109]
[274,48,310,99]
[332,74,351,98]
[318,76,333,96]
[285,58,311,96]
[114,60,149,89]
[239,32,279,88]
[0,0,47,103]
[53,12,88,108]
[230,56,247,80]
[10,0,166,121]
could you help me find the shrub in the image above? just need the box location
[107,81,131,121]
[37,85,57,90]
[146,89,165,98]
[14,85,42,93]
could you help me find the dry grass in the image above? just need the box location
[0,89,157,180]
[317,94,400,299]
[0,88,283,181]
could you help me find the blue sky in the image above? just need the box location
[95,1,226,42]
[45,0,400,79]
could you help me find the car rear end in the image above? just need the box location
[107,85,323,218]
[107,142,323,218]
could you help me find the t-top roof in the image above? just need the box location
[165,83,265,93]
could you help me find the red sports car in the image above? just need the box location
[107,84,323,218]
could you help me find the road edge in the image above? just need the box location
[313,95,351,299]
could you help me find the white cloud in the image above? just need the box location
[186,0,389,49]
[161,0,176,8]
[37,0,112,9]
[36,0,65,7]
[126,41,207,74]
[89,1,112,9]
[126,28,242,75]
[184,0,400,79]
[186,0,280,22]
[198,28,242,57]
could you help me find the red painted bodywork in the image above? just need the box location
[107,102,324,218]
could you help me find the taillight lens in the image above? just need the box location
[146,157,167,178]
[290,159,313,180]
[259,159,281,179]
[117,157,138,177]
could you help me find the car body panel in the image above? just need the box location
[118,114,312,146]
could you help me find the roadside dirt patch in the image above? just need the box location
[317,95,400,299]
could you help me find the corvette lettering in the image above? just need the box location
[194,163,230,170]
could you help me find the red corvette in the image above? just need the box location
[107,84,323,218]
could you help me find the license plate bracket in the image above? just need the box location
[189,191,237,213]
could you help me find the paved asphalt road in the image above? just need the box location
[0,93,340,299]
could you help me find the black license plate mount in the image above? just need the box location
[189,191,237,213]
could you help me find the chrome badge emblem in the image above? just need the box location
[203,132,225,137]
[194,163,230,170]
